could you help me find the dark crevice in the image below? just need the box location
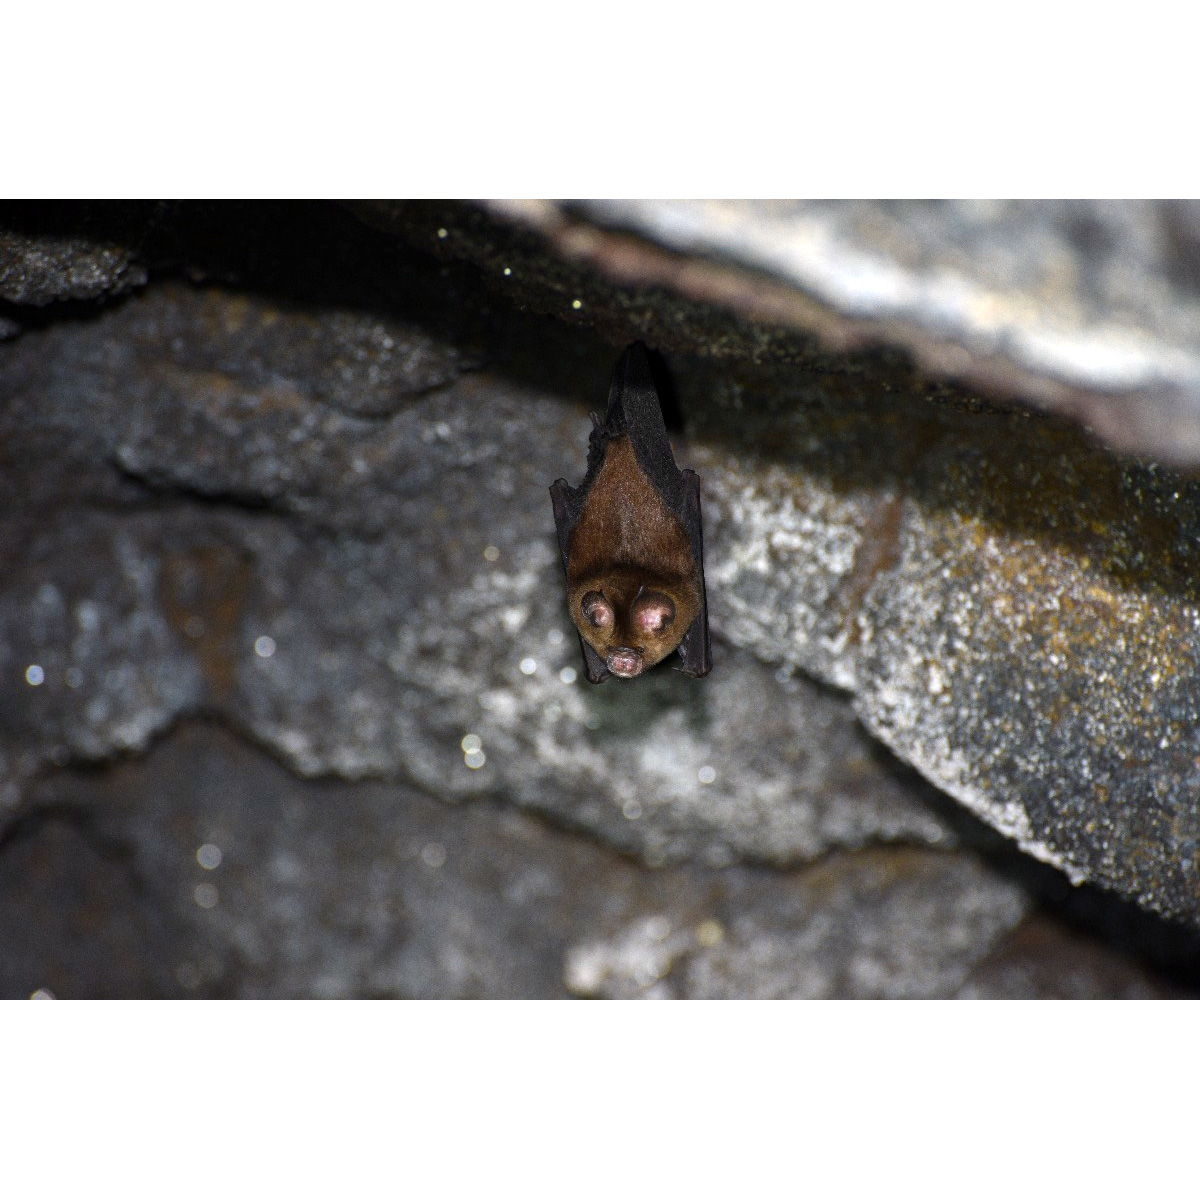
[850,727,1200,992]
[110,457,287,517]
[0,799,156,901]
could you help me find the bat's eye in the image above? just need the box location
[581,591,614,629]
[632,591,675,634]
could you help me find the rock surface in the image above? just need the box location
[0,201,152,306]
[677,357,1200,921]
[0,200,1197,998]
[5,722,1189,999]
[482,198,1200,466]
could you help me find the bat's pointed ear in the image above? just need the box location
[622,340,651,367]
[617,339,652,381]
[609,341,657,409]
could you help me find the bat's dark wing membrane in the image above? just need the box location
[550,478,611,683]
[549,478,582,566]
[674,469,711,677]
[577,637,610,683]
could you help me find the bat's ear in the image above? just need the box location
[674,470,711,678]
[608,341,658,412]
[579,636,610,683]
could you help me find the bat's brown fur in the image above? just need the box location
[565,435,702,675]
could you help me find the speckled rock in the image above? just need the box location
[2,200,1199,998]
[568,848,1031,1000]
[856,441,1200,917]
[6,721,1186,999]
[0,202,152,306]
[0,282,952,869]
[476,199,1200,467]
[668,353,1200,922]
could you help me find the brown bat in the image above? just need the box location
[550,342,711,682]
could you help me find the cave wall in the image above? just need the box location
[1,199,1196,998]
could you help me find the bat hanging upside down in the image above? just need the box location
[550,342,711,682]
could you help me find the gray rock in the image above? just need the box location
[10,721,1185,999]
[572,848,1030,1000]
[671,354,1200,923]
[2,200,1198,997]
[0,283,952,870]
[484,199,1200,467]
[0,724,997,999]
[856,445,1200,918]
[0,202,151,305]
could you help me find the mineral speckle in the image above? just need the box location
[2,200,1198,997]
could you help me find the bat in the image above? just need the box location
[550,342,711,683]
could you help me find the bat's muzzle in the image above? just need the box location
[606,646,645,678]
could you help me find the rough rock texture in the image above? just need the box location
[675,358,1200,920]
[5,723,1188,999]
[1,199,1198,998]
[0,282,951,872]
[0,202,152,306]
[483,199,1200,467]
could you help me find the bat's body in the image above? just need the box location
[550,343,711,682]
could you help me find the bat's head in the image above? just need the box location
[568,568,700,679]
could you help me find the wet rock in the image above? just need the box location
[0,202,151,306]
[7,721,1183,1000]
[676,354,1200,922]
[570,848,1029,1000]
[958,914,1184,1000]
[2,201,1199,997]
[474,199,1200,466]
[0,283,951,868]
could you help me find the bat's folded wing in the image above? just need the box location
[674,469,711,678]
[551,478,612,683]
[549,479,580,566]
